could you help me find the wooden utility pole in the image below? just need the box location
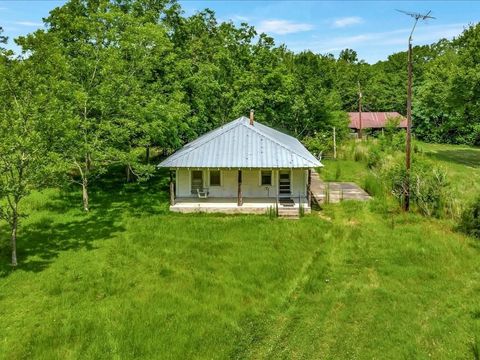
[358,81,363,140]
[405,41,413,211]
[397,9,435,211]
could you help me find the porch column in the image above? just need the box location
[169,170,175,206]
[237,170,243,206]
[307,169,312,207]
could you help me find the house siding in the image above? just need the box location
[175,168,307,198]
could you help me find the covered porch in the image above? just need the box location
[170,196,310,214]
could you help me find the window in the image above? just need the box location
[191,170,203,194]
[261,170,272,186]
[210,170,221,186]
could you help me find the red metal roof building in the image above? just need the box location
[348,112,407,130]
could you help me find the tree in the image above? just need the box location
[0,56,64,267]
[18,0,188,209]
[0,27,7,49]
[338,48,358,63]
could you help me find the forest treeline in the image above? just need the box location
[1,0,480,265]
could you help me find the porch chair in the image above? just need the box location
[197,188,209,199]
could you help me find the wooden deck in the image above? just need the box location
[310,172,371,204]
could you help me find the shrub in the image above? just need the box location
[303,133,331,158]
[366,146,381,169]
[381,155,450,217]
[412,166,449,217]
[459,197,480,238]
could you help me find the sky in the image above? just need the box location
[0,0,479,63]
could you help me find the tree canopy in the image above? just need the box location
[1,0,480,265]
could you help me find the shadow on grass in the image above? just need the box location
[427,149,480,168]
[0,169,171,278]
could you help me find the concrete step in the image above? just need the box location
[278,208,300,219]
[278,209,299,214]
[279,214,299,219]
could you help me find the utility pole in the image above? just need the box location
[358,81,363,140]
[397,9,435,211]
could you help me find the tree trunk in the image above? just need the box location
[82,178,89,212]
[11,211,18,267]
[145,146,150,164]
[126,164,131,183]
[81,154,90,212]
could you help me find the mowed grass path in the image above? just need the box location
[0,160,479,359]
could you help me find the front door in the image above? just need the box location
[191,170,203,194]
[279,171,291,196]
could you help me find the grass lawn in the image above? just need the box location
[318,159,370,184]
[0,156,480,359]
[419,141,480,203]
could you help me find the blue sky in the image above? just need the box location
[0,1,478,63]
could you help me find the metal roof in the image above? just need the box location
[348,112,407,129]
[158,117,322,168]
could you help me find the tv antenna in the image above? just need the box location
[396,9,435,211]
[397,9,436,41]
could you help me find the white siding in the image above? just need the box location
[176,169,190,197]
[175,168,307,198]
[291,169,307,198]
[242,170,276,198]
[207,170,237,197]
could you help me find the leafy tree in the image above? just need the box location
[0,56,64,266]
[338,48,358,63]
[18,0,189,209]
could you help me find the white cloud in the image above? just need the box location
[288,23,466,62]
[332,16,364,28]
[219,14,250,24]
[257,19,314,35]
[298,23,466,52]
[14,21,43,27]
[232,15,249,22]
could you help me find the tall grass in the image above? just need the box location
[1,169,479,358]
[363,173,384,198]
[335,138,462,221]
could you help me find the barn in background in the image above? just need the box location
[348,112,407,135]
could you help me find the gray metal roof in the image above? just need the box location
[158,117,322,168]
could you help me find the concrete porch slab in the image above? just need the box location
[170,197,310,214]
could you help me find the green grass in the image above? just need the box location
[419,141,480,202]
[0,161,480,359]
[318,159,370,183]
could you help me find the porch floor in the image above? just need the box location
[171,197,310,214]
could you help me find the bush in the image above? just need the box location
[412,166,449,217]
[366,146,381,169]
[459,197,480,238]
[381,155,450,217]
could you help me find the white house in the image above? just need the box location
[158,111,322,214]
